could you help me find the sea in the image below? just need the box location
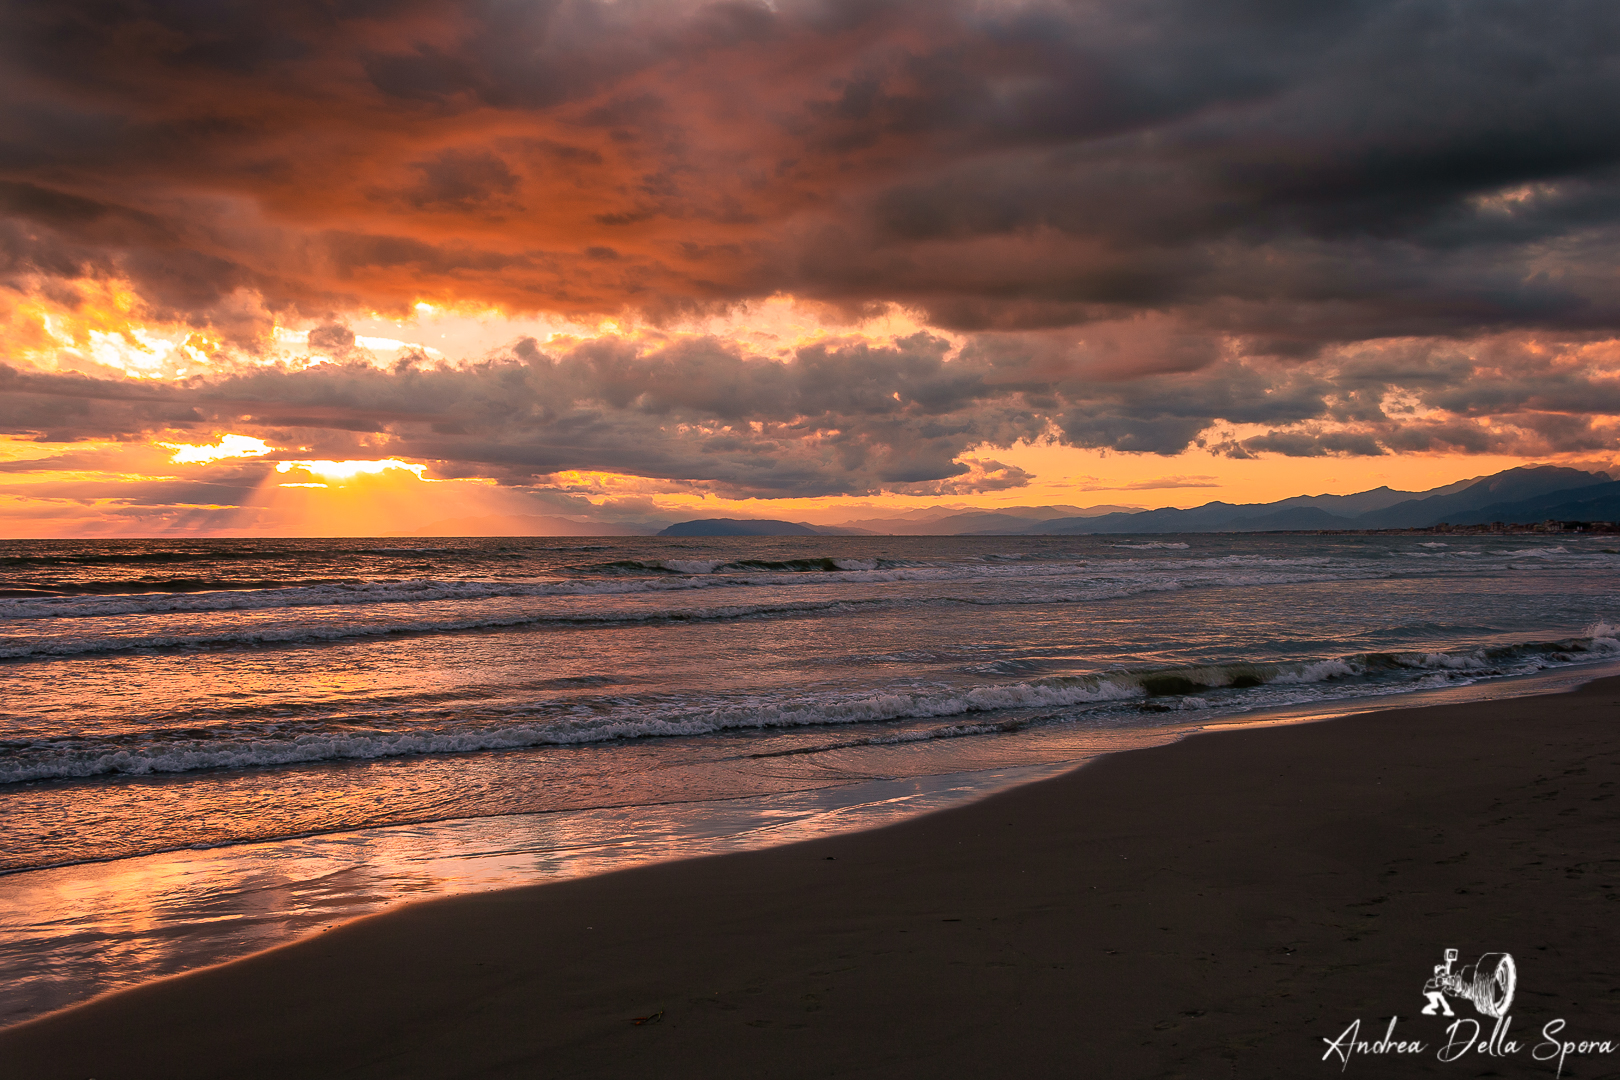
[2,532,1618,1026]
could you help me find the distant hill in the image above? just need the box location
[1349,466,1611,529]
[1444,479,1620,527]
[982,466,1614,534]
[1001,501,1356,535]
[1266,478,1480,517]
[658,518,822,536]
[660,505,1142,537]
[425,468,1615,539]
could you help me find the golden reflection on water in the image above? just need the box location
[0,747,1133,1027]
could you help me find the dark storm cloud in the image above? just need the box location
[206,332,1055,496]
[0,365,204,441]
[3,0,1620,495]
[7,476,263,507]
[3,329,1617,499]
[2,0,1619,339]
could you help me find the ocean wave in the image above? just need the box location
[6,626,1615,784]
[591,556,903,575]
[0,677,1146,782]
[0,571,1356,654]
[0,598,891,659]
[0,559,1380,623]
[0,578,598,620]
[1028,629,1620,701]
[0,550,262,569]
[0,576,363,599]
[9,540,1584,626]
[0,561,1542,655]
[0,571,943,621]
[0,544,468,569]
[962,658,1054,675]
[1116,630,1620,694]
[745,716,1046,757]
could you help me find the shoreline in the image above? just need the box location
[3,659,1615,1034]
[3,674,1618,1077]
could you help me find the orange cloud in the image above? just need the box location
[7,0,1619,346]
[4,0,1620,536]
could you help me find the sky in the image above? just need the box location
[2,0,1619,536]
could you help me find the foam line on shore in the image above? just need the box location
[2,658,1618,1038]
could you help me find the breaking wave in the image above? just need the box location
[0,554,1428,626]
[0,677,1146,782]
[0,597,894,659]
[4,624,1615,784]
[592,556,903,575]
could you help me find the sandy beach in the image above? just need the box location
[3,677,1618,1079]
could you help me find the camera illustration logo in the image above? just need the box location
[1323,945,1617,1073]
[1421,947,1517,1020]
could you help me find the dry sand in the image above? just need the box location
[3,679,1618,1079]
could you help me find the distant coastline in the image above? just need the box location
[386,464,1620,540]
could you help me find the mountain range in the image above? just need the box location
[654,465,1617,536]
[985,465,1615,534]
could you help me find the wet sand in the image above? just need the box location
[3,678,1618,1079]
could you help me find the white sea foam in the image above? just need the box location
[0,677,1146,782]
[656,559,726,574]
[11,623,1617,785]
[1273,659,1358,683]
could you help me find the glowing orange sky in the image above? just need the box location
[4,1,1620,536]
